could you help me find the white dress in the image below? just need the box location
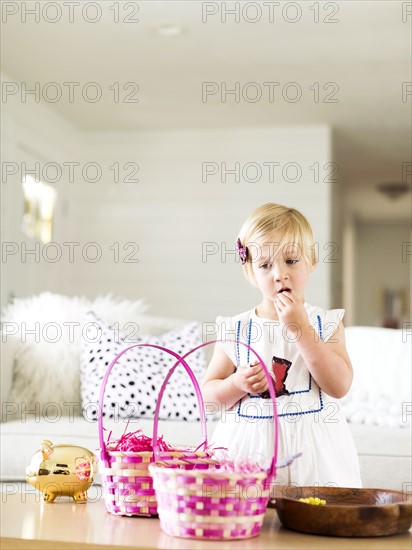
[211,303,362,488]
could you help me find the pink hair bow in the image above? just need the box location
[236,238,248,265]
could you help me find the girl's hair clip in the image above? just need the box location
[236,238,248,265]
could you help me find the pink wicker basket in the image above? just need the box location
[149,340,279,540]
[97,343,216,517]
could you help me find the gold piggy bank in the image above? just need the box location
[26,439,96,502]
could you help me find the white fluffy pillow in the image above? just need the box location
[79,312,206,422]
[1,293,148,411]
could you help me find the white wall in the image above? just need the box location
[342,218,356,326]
[2,92,334,323]
[1,85,78,306]
[353,221,410,326]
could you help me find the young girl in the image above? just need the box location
[202,203,361,487]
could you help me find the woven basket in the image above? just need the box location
[149,339,279,540]
[97,343,216,517]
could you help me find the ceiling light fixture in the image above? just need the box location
[375,182,411,200]
[154,22,185,37]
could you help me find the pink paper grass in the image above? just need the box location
[106,427,174,453]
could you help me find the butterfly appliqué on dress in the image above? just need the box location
[258,355,291,399]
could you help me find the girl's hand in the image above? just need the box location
[274,290,308,335]
[232,360,268,394]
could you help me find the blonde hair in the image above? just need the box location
[237,203,317,282]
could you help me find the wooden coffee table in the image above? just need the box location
[1,487,411,549]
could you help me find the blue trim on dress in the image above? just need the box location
[236,318,253,366]
[236,321,241,368]
[317,314,323,340]
[237,386,324,419]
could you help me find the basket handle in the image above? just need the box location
[98,344,207,466]
[152,339,278,479]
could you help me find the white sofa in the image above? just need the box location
[1,295,411,492]
[0,294,218,483]
[340,326,411,492]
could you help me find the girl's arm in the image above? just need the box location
[201,342,268,411]
[295,320,353,399]
[275,291,353,398]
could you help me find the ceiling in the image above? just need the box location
[2,0,411,221]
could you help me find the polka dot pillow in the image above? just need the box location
[79,312,207,422]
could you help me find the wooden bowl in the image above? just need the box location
[271,486,412,537]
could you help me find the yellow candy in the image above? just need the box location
[298,497,327,505]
